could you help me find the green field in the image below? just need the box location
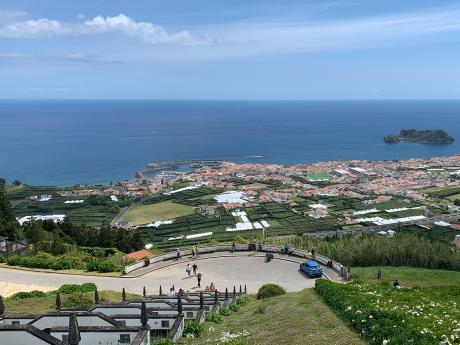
[352,266,460,287]
[179,289,365,345]
[305,172,333,181]
[121,200,195,225]
[420,185,460,199]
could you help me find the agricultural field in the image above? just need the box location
[316,279,460,345]
[8,185,125,227]
[121,200,195,225]
[420,185,460,201]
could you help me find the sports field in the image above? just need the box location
[121,200,195,225]
[305,172,333,181]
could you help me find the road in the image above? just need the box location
[0,255,315,297]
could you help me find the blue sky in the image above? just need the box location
[1,0,460,99]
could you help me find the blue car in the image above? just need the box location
[300,261,323,278]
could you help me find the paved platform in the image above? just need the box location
[0,255,318,297]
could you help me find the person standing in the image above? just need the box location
[186,264,192,277]
[191,247,196,259]
[176,248,181,260]
[284,242,289,255]
[197,272,202,288]
[192,263,198,276]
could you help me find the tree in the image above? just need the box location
[13,180,21,186]
[0,181,20,240]
[24,221,45,244]
[98,225,114,248]
[115,228,131,253]
[51,229,65,255]
[130,230,145,251]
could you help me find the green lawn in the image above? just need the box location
[5,291,140,315]
[352,266,460,287]
[305,172,333,181]
[121,200,195,225]
[179,289,365,345]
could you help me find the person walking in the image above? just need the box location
[176,248,181,260]
[191,246,196,259]
[231,241,236,253]
[192,263,198,276]
[197,272,202,288]
[186,264,192,277]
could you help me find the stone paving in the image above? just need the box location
[0,254,318,297]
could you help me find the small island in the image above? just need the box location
[384,129,455,144]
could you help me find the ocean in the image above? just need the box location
[1,100,460,186]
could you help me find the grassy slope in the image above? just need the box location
[352,266,460,287]
[179,289,365,345]
[121,200,195,225]
[5,291,140,315]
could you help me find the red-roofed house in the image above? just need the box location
[123,249,154,262]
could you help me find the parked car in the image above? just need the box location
[299,261,323,278]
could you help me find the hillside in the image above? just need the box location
[178,289,365,345]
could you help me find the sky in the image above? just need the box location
[1,0,460,100]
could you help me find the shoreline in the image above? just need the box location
[4,153,460,187]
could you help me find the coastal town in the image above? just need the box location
[6,154,460,253]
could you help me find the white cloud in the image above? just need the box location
[1,6,460,61]
[0,13,212,45]
[0,18,66,38]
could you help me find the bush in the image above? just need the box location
[229,304,240,312]
[236,296,250,306]
[218,306,232,316]
[86,259,120,273]
[8,290,49,300]
[62,292,93,308]
[0,253,5,263]
[234,235,250,244]
[150,339,174,345]
[205,312,223,324]
[183,320,204,338]
[57,283,97,294]
[256,284,286,300]
[6,253,86,271]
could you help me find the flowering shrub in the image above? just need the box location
[219,330,250,344]
[315,279,460,345]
